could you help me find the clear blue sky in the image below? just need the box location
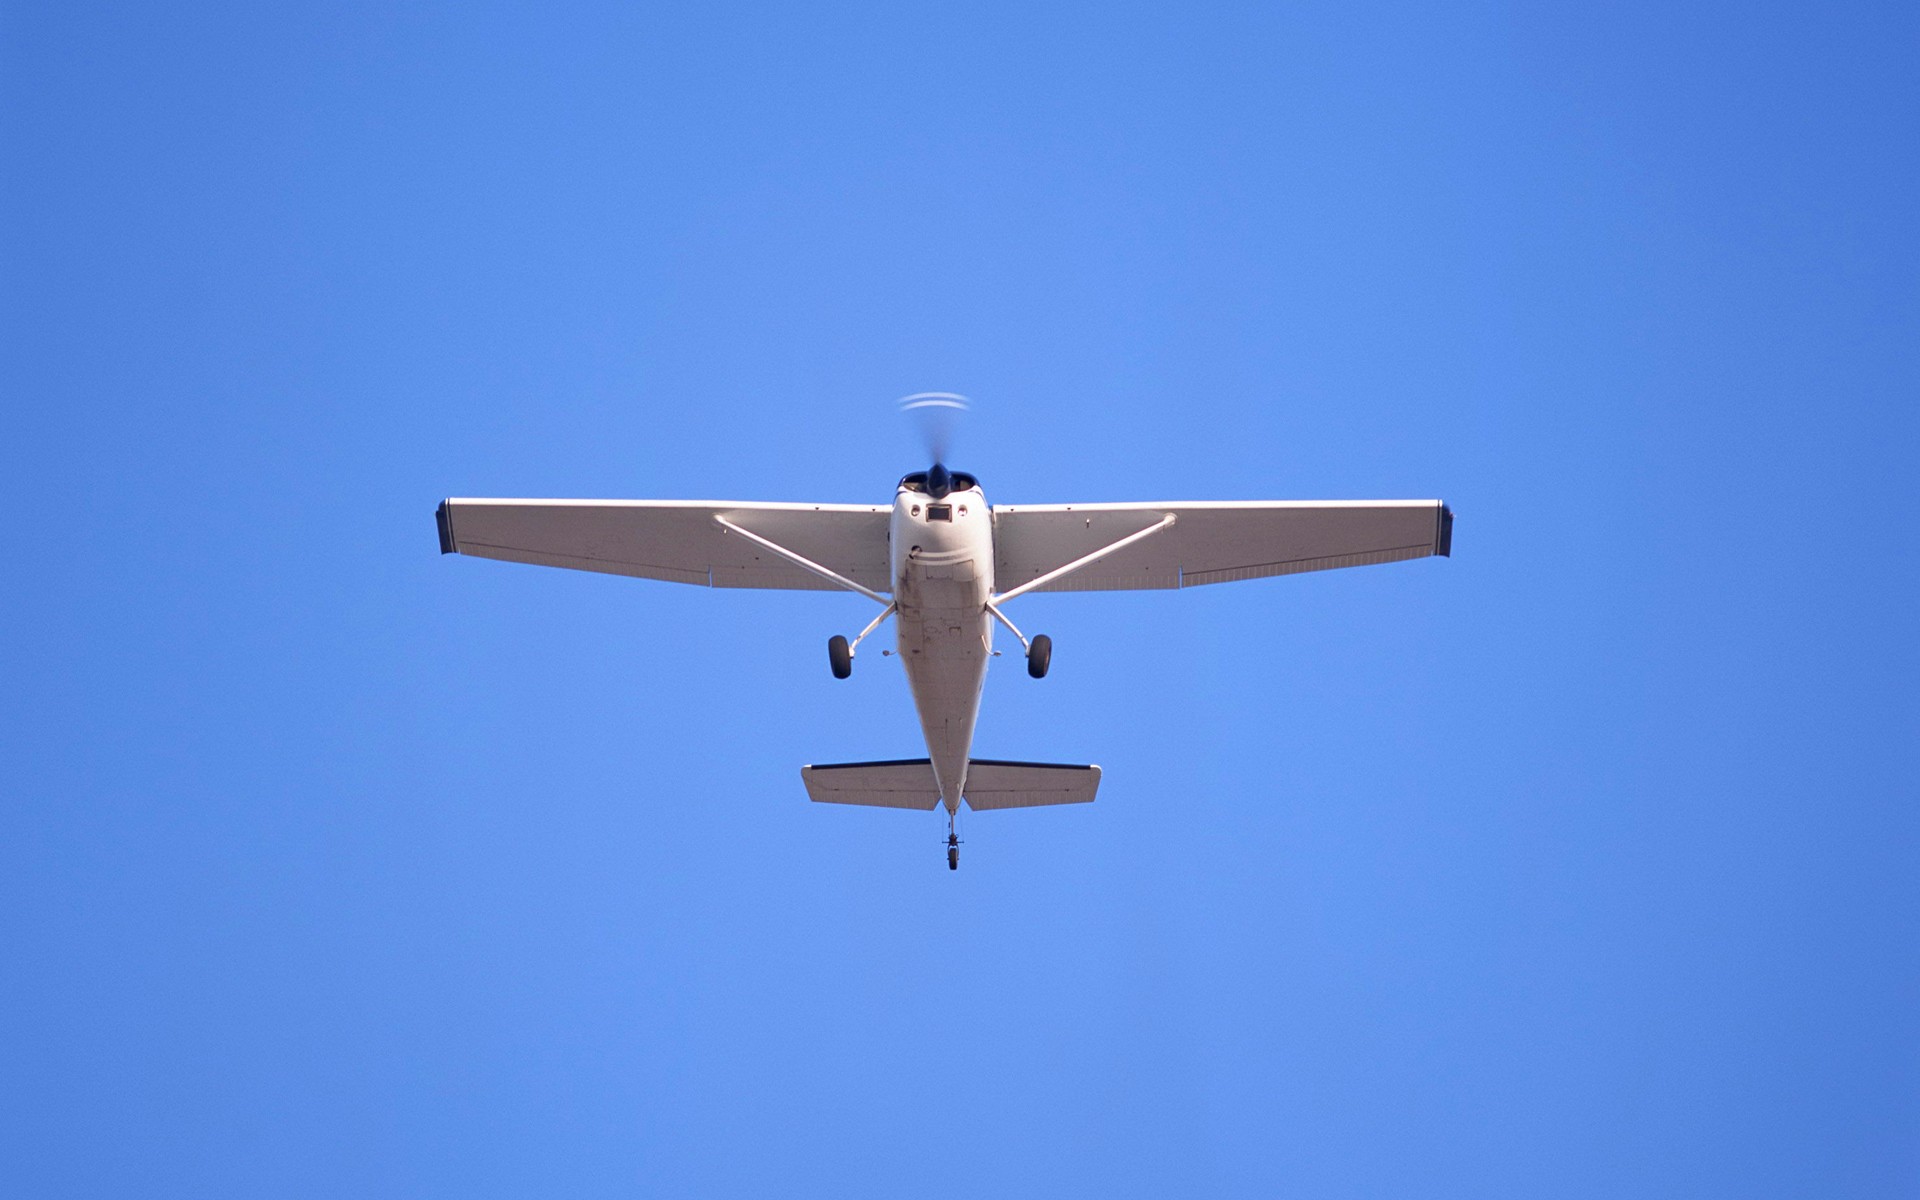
[5,2,1916,1195]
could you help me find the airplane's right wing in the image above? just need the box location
[437,498,892,592]
[992,500,1451,592]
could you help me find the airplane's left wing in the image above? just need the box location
[437,499,892,592]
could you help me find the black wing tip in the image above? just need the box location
[436,500,456,554]
[1436,503,1454,557]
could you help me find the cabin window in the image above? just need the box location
[926,504,952,522]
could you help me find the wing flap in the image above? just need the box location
[438,499,892,592]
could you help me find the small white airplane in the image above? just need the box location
[437,396,1452,868]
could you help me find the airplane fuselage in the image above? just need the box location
[889,478,994,813]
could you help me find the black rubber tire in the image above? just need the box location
[828,634,852,679]
[947,846,959,871]
[1027,633,1052,679]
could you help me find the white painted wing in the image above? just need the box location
[437,499,892,592]
[963,760,1101,811]
[802,760,941,810]
[992,500,1452,592]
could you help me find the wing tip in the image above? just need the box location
[436,500,457,554]
[1436,503,1454,557]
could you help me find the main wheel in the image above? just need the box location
[828,634,852,679]
[1026,633,1052,679]
[947,845,959,870]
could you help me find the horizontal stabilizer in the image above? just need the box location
[802,760,941,810]
[801,758,1102,811]
[963,759,1101,810]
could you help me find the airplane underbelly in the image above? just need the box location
[887,487,997,807]
[896,549,990,659]
[896,549,992,805]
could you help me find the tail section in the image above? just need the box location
[962,759,1101,810]
[801,759,941,809]
[801,758,1100,811]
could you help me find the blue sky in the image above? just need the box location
[4,2,1916,1195]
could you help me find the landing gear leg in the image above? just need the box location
[985,601,1050,679]
[946,810,960,871]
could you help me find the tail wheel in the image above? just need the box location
[827,635,852,679]
[1026,633,1052,679]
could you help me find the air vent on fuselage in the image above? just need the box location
[926,504,953,522]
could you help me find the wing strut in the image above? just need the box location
[993,513,1178,603]
[713,514,891,604]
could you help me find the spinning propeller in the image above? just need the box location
[898,392,969,498]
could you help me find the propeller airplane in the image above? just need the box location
[436,396,1452,869]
